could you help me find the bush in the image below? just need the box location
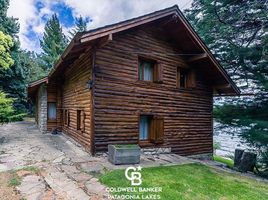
[0,91,25,123]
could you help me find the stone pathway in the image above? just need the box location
[0,121,193,200]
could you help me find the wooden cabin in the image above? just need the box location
[28,5,240,156]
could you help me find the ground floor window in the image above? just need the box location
[48,102,56,120]
[139,114,164,144]
[77,110,85,131]
[139,115,152,140]
[64,110,67,125]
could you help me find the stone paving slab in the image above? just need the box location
[0,121,195,200]
[44,166,90,200]
[17,175,47,200]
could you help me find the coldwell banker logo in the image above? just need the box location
[125,166,142,186]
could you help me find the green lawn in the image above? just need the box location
[100,163,268,200]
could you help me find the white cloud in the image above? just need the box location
[7,0,193,52]
[65,0,192,29]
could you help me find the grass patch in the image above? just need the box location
[213,155,234,168]
[8,177,20,187]
[88,170,103,178]
[100,163,268,200]
[19,166,40,173]
[114,144,139,149]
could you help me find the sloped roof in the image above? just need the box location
[29,5,240,95]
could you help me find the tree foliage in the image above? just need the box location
[0,31,14,69]
[69,16,88,38]
[0,91,14,123]
[186,0,268,172]
[0,0,28,112]
[186,0,268,101]
[0,91,25,123]
[40,14,68,71]
[22,51,46,82]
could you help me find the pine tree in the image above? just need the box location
[186,0,268,170]
[185,0,268,101]
[0,31,14,69]
[40,14,68,71]
[0,0,28,112]
[69,16,88,38]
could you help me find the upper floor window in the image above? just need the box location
[177,67,196,88]
[139,59,154,81]
[48,102,56,120]
[139,58,163,83]
[177,68,187,88]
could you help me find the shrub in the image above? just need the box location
[0,91,25,123]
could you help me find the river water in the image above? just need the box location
[213,121,253,158]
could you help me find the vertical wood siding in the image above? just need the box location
[94,26,213,155]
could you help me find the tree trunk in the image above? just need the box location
[237,152,257,172]
[234,149,257,173]
[234,149,244,168]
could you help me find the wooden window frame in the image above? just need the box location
[139,114,153,142]
[77,110,81,131]
[138,57,155,82]
[138,113,164,145]
[67,110,70,127]
[64,109,68,126]
[138,56,163,84]
[177,67,196,89]
[76,110,85,132]
[177,68,187,88]
[47,102,57,122]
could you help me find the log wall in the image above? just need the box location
[61,52,93,151]
[94,26,213,155]
[45,52,93,151]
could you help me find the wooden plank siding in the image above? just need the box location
[61,52,93,151]
[94,26,213,155]
[45,52,93,152]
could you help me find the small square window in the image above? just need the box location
[139,59,155,82]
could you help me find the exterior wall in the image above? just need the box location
[94,26,213,155]
[60,52,93,152]
[37,84,47,133]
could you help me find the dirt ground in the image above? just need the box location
[0,171,21,200]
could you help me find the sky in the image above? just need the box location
[7,0,193,53]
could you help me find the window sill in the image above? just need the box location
[138,80,163,85]
[139,140,153,147]
[77,130,84,134]
[48,119,57,122]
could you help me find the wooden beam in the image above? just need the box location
[214,84,231,90]
[187,53,208,62]
[80,8,177,43]
[96,34,113,48]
